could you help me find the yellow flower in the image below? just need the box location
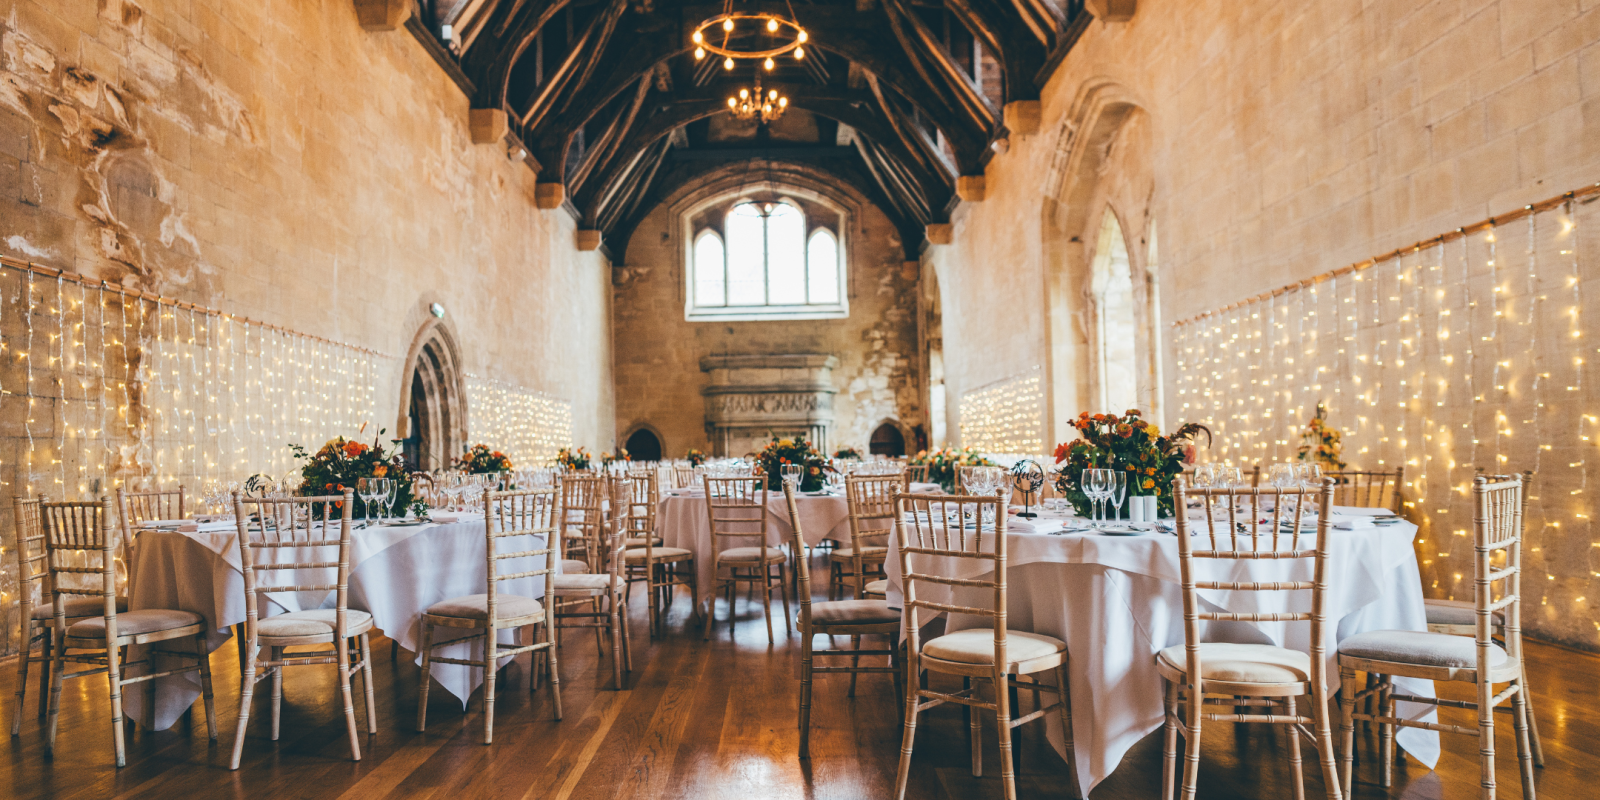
[1141,479,1155,489]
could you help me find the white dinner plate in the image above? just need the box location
[1097,525,1143,536]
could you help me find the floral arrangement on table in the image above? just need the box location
[909,447,993,493]
[455,443,513,474]
[756,436,829,492]
[601,448,630,466]
[832,446,863,460]
[1296,403,1347,470]
[288,429,415,519]
[555,447,592,471]
[1051,410,1210,518]
[684,448,707,466]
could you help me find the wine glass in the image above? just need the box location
[1108,470,1127,522]
[781,464,802,490]
[1295,463,1322,518]
[1081,469,1103,526]
[356,477,380,521]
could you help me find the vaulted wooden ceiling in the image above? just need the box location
[413,0,1091,259]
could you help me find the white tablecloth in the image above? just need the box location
[125,515,546,730]
[884,506,1439,793]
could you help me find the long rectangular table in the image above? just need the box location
[125,514,546,730]
[884,506,1440,794]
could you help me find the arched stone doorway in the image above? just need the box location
[869,421,906,457]
[624,426,663,462]
[396,321,467,471]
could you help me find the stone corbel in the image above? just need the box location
[354,0,411,31]
[535,183,566,210]
[956,176,986,202]
[1003,101,1041,136]
[576,229,602,251]
[1084,0,1136,23]
[469,109,508,144]
[926,223,953,245]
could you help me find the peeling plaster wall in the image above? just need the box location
[613,165,921,458]
[0,0,614,450]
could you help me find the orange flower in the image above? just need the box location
[373,465,388,477]
[1141,479,1155,489]
[343,441,368,458]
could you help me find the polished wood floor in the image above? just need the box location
[4,551,1597,799]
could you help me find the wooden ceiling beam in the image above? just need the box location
[459,0,574,111]
[878,0,996,172]
[944,0,1047,100]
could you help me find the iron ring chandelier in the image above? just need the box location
[691,12,810,70]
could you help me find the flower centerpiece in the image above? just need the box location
[909,447,993,493]
[601,448,630,467]
[684,448,707,466]
[756,436,828,492]
[832,445,862,460]
[1052,410,1210,518]
[1296,403,1347,470]
[288,429,415,519]
[455,443,513,474]
[555,446,592,471]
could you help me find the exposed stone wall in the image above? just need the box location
[0,0,614,446]
[927,0,1600,647]
[612,162,921,458]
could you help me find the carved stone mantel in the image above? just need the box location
[700,354,839,456]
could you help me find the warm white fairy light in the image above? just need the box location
[958,370,1045,453]
[463,374,574,466]
[1171,191,1600,644]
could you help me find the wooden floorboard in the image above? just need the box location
[3,550,1598,799]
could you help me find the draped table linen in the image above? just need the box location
[884,506,1439,794]
[125,514,546,730]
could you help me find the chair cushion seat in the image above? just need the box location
[66,608,203,639]
[1338,629,1508,669]
[560,559,590,574]
[829,545,889,561]
[1157,643,1311,683]
[426,594,543,621]
[34,595,128,620]
[1423,598,1504,628]
[624,536,662,548]
[716,546,786,564]
[863,579,889,596]
[259,609,374,640]
[810,599,901,626]
[923,629,1066,665]
[624,547,693,563]
[553,573,613,592]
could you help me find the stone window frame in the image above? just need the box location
[682,191,850,322]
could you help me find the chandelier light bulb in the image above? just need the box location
[764,57,774,70]
[695,46,705,60]
[794,47,805,60]
[767,18,779,32]
[693,31,704,44]
[728,97,736,108]
[768,89,778,99]
[739,88,749,99]
[724,57,734,70]
[779,96,788,107]
[798,30,808,43]
[723,18,734,32]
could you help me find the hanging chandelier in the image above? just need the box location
[691,0,810,72]
[728,78,788,124]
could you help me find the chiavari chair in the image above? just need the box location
[418,486,563,743]
[1159,479,1342,800]
[1326,467,1404,512]
[783,481,902,758]
[620,471,697,636]
[115,486,185,595]
[672,464,696,490]
[1338,475,1537,800]
[703,475,790,643]
[229,490,374,768]
[831,475,895,602]
[43,498,215,767]
[550,477,633,689]
[560,474,606,573]
[893,492,1077,800]
[9,494,54,735]
[1422,470,1543,764]
[904,464,929,484]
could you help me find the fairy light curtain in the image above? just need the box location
[462,374,573,467]
[1171,187,1600,648]
[959,369,1046,454]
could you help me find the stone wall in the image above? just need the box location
[612,162,921,459]
[927,0,1600,648]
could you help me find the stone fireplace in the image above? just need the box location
[700,354,839,456]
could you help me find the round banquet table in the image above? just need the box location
[883,506,1440,795]
[655,482,943,615]
[123,514,546,731]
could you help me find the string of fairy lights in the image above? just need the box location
[0,258,578,656]
[1172,185,1600,645]
[958,369,1046,454]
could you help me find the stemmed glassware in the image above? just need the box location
[1081,469,1108,527]
[781,464,802,489]
[1295,463,1322,518]
[1108,470,1127,522]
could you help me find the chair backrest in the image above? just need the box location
[560,474,606,567]
[11,495,47,623]
[781,482,816,625]
[116,486,185,593]
[615,470,659,558]
[1171,478,1335,691]
[231,490,354,643]
[703,475,768,558]
[483,487,562,624]
[844,474,899,598]
[893,493,1009,666]
[41,499,119,633]
[671,465,695,489]
[904,464,929,484]
[1472,474,1526,672]
[1326,468,1403,511]
[1247,465,1262,488]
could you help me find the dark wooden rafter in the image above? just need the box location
[878,0,996,172]
[567,75,652,191]
[520,0,631,134]
[460,0,576,111]
[1004,0,1065,49]
[943,0,1047,101]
